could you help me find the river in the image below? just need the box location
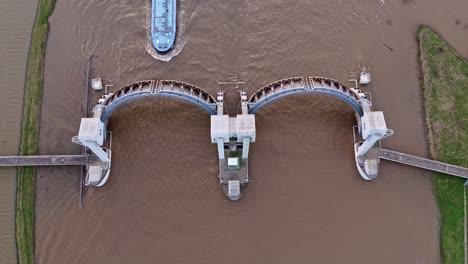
[33,0,468,263]
[0,0,38,263]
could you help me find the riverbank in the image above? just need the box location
[418,26,468,263]
[17,0,56,263]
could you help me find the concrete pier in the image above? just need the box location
[0,155,88,167]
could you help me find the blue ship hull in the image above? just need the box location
[151,0,176,53]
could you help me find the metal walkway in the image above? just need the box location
[379,149,468,178]
[0,155,88,167]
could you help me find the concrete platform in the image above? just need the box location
[218,151,248,184]
[218,150,249,201]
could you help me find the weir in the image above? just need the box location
[1,76,467,200]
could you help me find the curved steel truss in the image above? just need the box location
[97,80,218,121]
[247,77,367,116]
[94,77,369,122]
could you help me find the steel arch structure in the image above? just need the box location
[76,75,393,195]
[246,77,368,116]
[95,80,218,122]
[94,77,369,122]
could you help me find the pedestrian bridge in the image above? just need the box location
[0,155,88,166]
[379,149,468,178]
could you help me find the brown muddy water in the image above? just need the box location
[0,0,38,263]
[35,0,468,263]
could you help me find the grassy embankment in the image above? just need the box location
[418,26,468,264]
[16,0,56,263]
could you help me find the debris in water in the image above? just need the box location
[384,44,394,52]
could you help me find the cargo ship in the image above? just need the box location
[151,0,176,53]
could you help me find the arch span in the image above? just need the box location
[77,76,390,192]
[246,77,367,116]
[96,80,218,121]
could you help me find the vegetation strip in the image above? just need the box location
[418,26,468,264]
[16,0,56,263]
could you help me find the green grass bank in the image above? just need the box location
[16,0,56,263]
[418,26,468,263]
